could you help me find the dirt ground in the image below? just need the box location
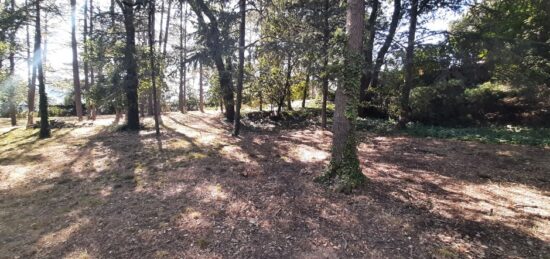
[0,112,549,259]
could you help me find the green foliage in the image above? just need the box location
[358,118,550,147]
[451,0,550,87]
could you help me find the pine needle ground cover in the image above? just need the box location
[1,112,549,258]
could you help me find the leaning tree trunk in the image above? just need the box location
[35,0,50,138]
[358,0,378,118]
[318,0,365,193]
[397,0,417,129]
[370,0,401,90]
[117,0,140,130]
[70,0,83,120]
[233,0,245,136]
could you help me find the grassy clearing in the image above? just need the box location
[357,118,550,147]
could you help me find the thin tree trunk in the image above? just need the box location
[302,70,310,108]
[149,0,160,135]
[26,0,35,128]
[199,61,204,112]
[322,0,365,192]
[89,0,95,86]
[398,0,417,129]
[158,0,165,51]
[320,0,330,128]
[71,0,83,120]
[117,0,140,130]
[179,1,187,113]
[162,0,172,57]
[285,53,293,111]
[83,0,90,92]
[35,0,50,138]
[358,0,378,118]
[259,91,263,112]
[8,0,17,126]
[233,0,245,135]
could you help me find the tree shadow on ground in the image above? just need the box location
[0,112,548,258]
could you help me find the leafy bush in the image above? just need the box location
[464,82,507,113]
[410,79,468,125]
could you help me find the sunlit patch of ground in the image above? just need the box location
[0,112,548,258]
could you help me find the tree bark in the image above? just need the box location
[117,0,140,130]
[398,0,417,129]
[322,0,365,192]
[233,0,245,136]
[35,0,50,138]
[71,0,83,120]
[358,0,378,118]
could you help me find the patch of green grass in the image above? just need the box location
[357,118,550,147]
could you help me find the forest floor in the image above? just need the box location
[0,111,549,258]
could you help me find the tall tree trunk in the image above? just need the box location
[83,0,90,92]
[149,0,160,135]
[320,0,330,128]
[158,0,165,51]
[8,0,17,126]
[117,0,140,130]
[26,0,35,128]
[35,0,50,138]
[179,1,187,113]
[233,0,245,136]
[358,0,378,118]
[398,0,417,129]
[371,0,401,90]
[320,0,365,193]
[162,0,172,57]
[42,12,47,79]
[71,0,83,120]
[285,53,293,111]
[89,0,95,86]
[302,69,310,108]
